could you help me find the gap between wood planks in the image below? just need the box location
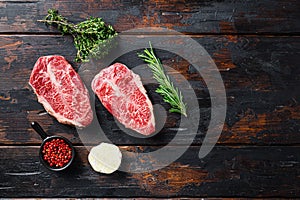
[1,143,300,147]
[0,32,299,36]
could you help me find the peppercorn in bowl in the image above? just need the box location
[39,136,75,171]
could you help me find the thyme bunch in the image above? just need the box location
[38,9,117,62]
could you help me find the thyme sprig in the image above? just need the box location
[138,43,187,117]
[38,9,117,62]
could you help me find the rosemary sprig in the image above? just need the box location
[138,43,187,117]
[38,9,117,62]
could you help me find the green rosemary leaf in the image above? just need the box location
[138,42,187,117]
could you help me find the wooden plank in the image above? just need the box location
[1,35,299,91]
[0,0,299,34]
[0,35,299,145]
[0,146,299,197]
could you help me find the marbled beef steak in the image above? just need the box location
[91,63,155,135]
[29,55,93,127]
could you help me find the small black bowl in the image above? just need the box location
[31,121,75,171]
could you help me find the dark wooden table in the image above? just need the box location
[0,0,299,198]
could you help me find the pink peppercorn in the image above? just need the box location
[42,138,72,168]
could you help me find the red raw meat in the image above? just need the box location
[29,55,93,127]
[91,63,155,135]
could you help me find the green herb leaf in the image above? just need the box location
[38,9,117,62]
[138,42,187,117]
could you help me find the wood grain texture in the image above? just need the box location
[0,35,299,145]
[0,0,299,198]
[0,146,299,197]
[0,0,299,34]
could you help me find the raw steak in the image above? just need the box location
[29,55,93,127]
[91,63,155,135]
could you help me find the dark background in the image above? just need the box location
[0,0,299,198]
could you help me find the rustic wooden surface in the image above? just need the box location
[0,0,299,198]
